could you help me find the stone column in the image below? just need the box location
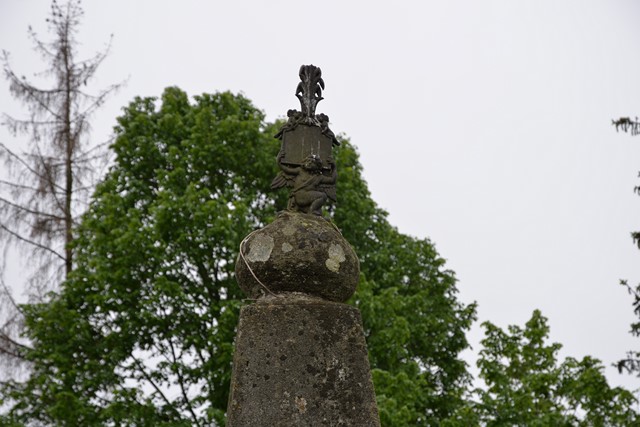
[227,212,381,426]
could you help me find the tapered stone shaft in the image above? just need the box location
[226,295,380,427]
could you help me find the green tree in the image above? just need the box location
[467,310,638,426]
[0,87,476,426]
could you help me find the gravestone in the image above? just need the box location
[227,65,380,426]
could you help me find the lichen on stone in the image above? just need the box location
[325,244,346,273]
[246,234,274,262]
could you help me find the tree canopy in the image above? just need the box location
[464,310,638,426]
[0,87,476,426]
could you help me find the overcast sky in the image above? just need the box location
[2,0,640,393]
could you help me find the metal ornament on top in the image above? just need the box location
[271,65,340,216]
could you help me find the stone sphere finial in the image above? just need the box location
[235,211,360,302]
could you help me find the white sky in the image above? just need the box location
[1,0,640,393]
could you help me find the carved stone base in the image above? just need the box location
[226,294,380,426]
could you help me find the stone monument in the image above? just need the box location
[227,65,380,426]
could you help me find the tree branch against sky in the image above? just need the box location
[612,113,640,382]
[0,0,121,377]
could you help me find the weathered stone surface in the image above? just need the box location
[235,211,359,302]
[226,295,380,426]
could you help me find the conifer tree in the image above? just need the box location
[0,0,120,375]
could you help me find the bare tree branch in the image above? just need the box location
[0,143,66,192]
[0,331,30,354]
[0,178,60,194]
[0,278,22,316]
[0,196,65,221]
[168,337,202,427]
[130,355,183,419]
[0,224,65,261]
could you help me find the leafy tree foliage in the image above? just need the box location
[465,310,638,426]
[619,280,640,377]
[0,0,120,375]
[613,117,640,137]
[0,87,476,426]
